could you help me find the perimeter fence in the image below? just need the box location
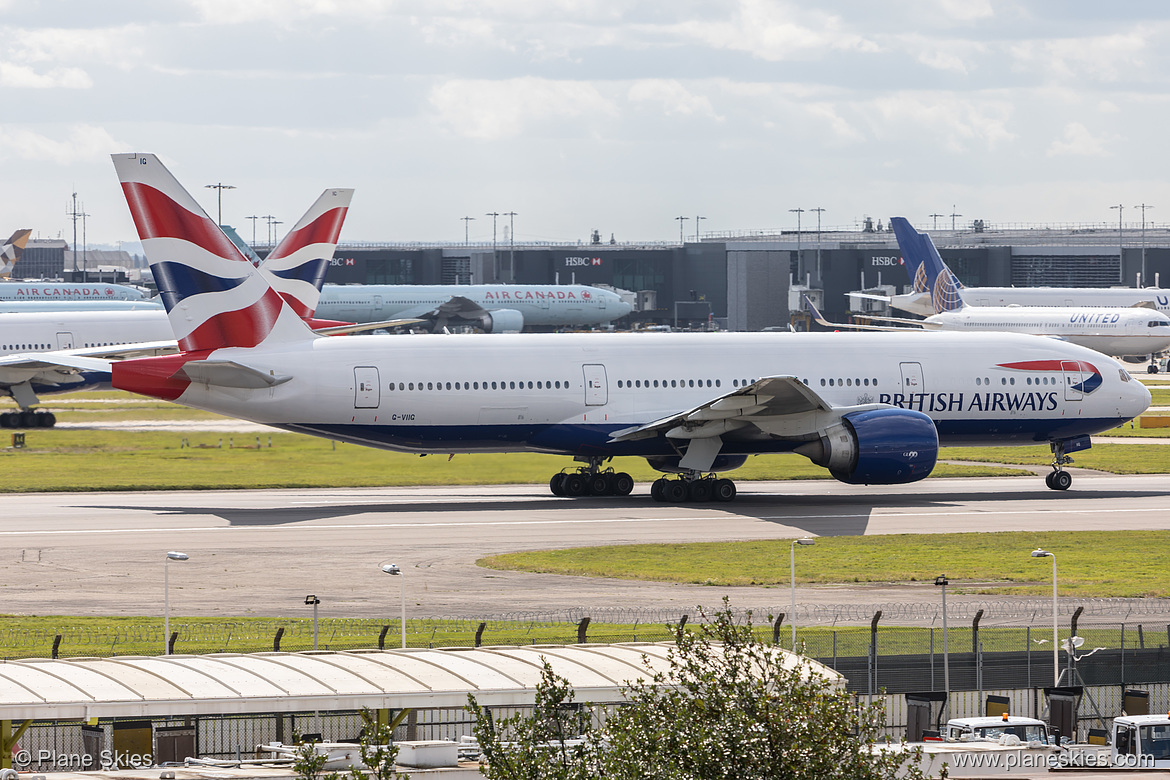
[4,599,1170,693]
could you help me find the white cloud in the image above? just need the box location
[1046,122,1111,157]
[11,26,145,69]
[0,125,122,165]
[671,0,879,61]
[871,93,1015,152]
[805,104,864,142]
[1009,33,1149,83]
[627,80,720,120]
[0,62,91,89]
[429,78,618,140]
[937,0,994,23]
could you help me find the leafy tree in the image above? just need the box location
[469,600,937,780]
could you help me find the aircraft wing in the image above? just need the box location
[313,318,425,335]
[607,375,831,444]
[846,291,892,303]
[804,294,924,332]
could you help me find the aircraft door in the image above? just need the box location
[373,295,383,312]
[599,294,607,310]
[56,332,74,349]
[354,366,380,408]
[899,362,925,395]
[1061,361,1083,401]
[583,364,608,406]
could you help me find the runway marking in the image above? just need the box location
[1,503,1165,538]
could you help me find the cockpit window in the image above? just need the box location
[1120,369,1133,382]
[1149,321,1169,327]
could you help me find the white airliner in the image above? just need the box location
[0,280,149,301]
[0,188,356,429]
[97,153,1150,497]
[311,283,632,332]
[825,219,1170,360]
[877,224,1170,318]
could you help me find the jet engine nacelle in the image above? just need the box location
[479,309,525,333]
[646,454,748,474]
[795,408,938,485]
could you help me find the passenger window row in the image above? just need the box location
[388,380,570,391]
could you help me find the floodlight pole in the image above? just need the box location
[935,575,950,699]
[163,551,189,655]
[790,538,814,650]
[1033,549,1059,685]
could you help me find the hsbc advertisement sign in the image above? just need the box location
[868,255,903,268]
[564,255,603,267]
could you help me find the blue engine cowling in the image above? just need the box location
[796,408,938,485]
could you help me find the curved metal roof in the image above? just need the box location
[0,643,842,721]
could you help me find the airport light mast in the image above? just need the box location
[949,206,961,231]
[695,215,706,242]
[1112,204,1125,285]
[505,211,517,283]
[204,182,236,227]
[1139,204,1154,286]
[675,215,689,244]
[789,208,804,281]
[811,207,825,283]
[461,216,475,247]
[487,212,500,281]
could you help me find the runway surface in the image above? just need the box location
[3,473,1169,620]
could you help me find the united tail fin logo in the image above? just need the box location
[931,267,963,314]
[263,188,353,317]
[997,360,1103,394]
[112,153,315,352]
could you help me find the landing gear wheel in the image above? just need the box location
[37,411,56,428]
[688,479,712,502]
[589,473,611,495]
[19,411,36,428]
[651,478,667,502]
[1149,364,1159,374]
[1044,471,1055,489]
[713,478,737,502]
[612,472,634,496]
[1050,471,1072,491]
[0,412,11,428]
[662,480,688,503]
[550,473,567,496]
[562,473,588,497]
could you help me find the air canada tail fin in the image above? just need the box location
[111,153,315,352]
[0,228,32,277]
[262,188,353,317]
[889,217,964,314]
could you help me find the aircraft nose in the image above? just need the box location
[1124,376,1152,419]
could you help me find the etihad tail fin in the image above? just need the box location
[890,217,963,314]
[0,228,32,277]
[111,153,315,352]
[261,188,353,317]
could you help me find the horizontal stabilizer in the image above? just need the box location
[313,318,425,335]
[174,360,292,389]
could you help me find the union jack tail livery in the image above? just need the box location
[263,188,353,317]
[111,153,315,351]
[890,217,963,314]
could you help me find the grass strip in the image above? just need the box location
[478,530,1170,598]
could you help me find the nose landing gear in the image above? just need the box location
[1046,441,1074,491]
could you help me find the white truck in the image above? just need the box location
[1110,714,1170,768]
[941,715,1054,746]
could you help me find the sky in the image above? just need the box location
[1,0,1169,247]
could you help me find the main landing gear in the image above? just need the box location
[1045,441,1074,491]
[0,410,56,428]
[550,457,634,498]
[651,474,736,503]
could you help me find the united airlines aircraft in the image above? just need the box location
[103,154,1150,499]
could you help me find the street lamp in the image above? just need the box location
[1111,204,1125,284]
[381,564,406,648]
[163,551,189,655]
[305,595,321,651]
[789,208,804,280]
[204,183,236,227]
[1031,549,1059,685]
[790,538,814,650]
[934,575,950,699]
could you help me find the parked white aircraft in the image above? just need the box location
[823,219,1170,360]
[0,280,149,302]
[877,222,1170,317]
[97,153,1150,497]
[311,283,632,332]
[0,187,355,428]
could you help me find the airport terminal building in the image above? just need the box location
[320,223,1170,331]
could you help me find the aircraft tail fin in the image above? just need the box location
[111,153,315,352]
[262,188,353,317]
[0,228,33,277]
[890,217,963,314]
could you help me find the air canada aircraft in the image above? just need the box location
[103,153,1150,498]
[825,219,1170,360]
[0,188,356,428]
[312,283,632,333]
